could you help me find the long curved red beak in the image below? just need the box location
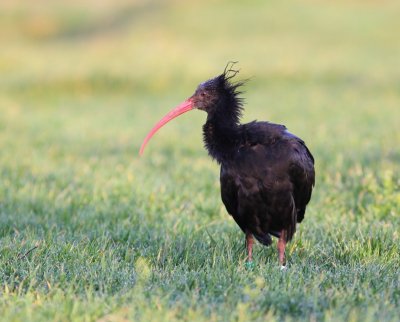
[139,98,195,155]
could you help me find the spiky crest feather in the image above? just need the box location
[202,65,246,163]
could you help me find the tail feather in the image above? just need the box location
[297,207,306,223]
[269,230,281,238]
[286,195,297,242]
[253,232,272,246]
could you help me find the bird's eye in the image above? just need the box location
[200,92,205,97]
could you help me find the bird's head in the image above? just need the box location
[139,63,244,155]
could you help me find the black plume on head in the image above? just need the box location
[216,62,246,124]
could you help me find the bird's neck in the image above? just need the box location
[202,116,239,164]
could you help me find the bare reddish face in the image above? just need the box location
[139,98,195,155]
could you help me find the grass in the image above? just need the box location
[1,0,399,321]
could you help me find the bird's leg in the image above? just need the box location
[277,229,287,267]
[246,233,254,263]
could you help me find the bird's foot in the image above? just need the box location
[245,261,255,270]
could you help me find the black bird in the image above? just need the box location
[140,64,315,266]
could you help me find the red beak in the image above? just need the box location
[139,98,195,155]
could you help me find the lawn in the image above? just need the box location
[0,0,399,321]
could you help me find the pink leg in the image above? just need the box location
[277,230,287,266]
[246,233,254,262]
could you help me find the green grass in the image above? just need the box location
[1,0,399,321]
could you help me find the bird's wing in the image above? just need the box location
[221,141,299,242]
[242,121,315,223]
[235,121,315,235]
[220,121,314,242]
[286,133,315,223]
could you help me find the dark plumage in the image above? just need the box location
[140,65,315,266]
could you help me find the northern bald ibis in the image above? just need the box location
[139,64,315,267]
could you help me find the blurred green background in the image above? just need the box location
[1,0,399,321]
[2,0,400,161]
